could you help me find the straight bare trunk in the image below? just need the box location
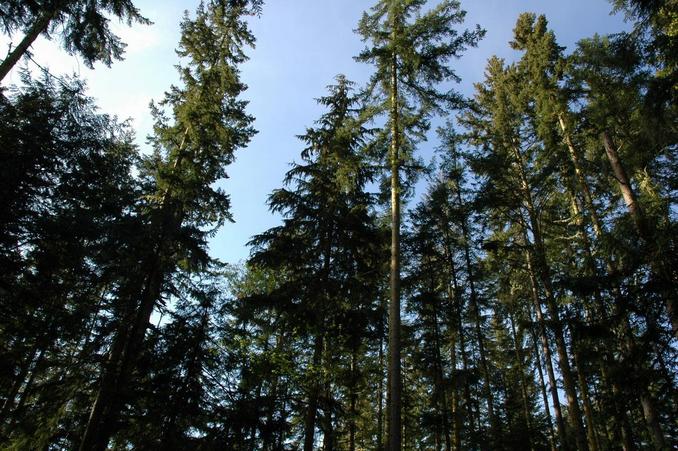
[429,287,451,451]
[525,249,568,448]
[303,334,324,451]
[387,37,402,451]
[378,330,385,451]
[529,321,557,451]
[454,188,500,445]
[441,228,469,450]
[508,311,534,451]
[349,347,357,451]
[601,132,644,235]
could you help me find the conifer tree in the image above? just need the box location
[79,1,260,449]
[0,74,140,448]
[3,2,678,449]
[461,55,586,449]
[355,3,482,448]
[0,0,150,82]
[249,75,385,450]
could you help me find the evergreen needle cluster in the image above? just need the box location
[0,0,675,449]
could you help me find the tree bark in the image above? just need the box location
[429,283,451,451]
[558,114,604,238]
[572,340,600,451]
[452,185,501,445]
[529,320,557,451]
[0,344,38,425]
[387,24,402,451]
[442,228,472,450]
[448,318,461,451]
[5,347,44,427]
[640,394,666,451]
[565,192,602,451]
[349,346,357,451]
[322,380,334,451]
[601,132,644,235]
[378,329,385,451]
[303,334,324,451]
[508,310,534,451]
[262,331,285,451]
[602,131,678,336]
[81,128,191,450]
[525,249,568,449]
[80,256,166,451]
[564,133,669,447]
[0,7,57,83]
[462,240,499,445]
[511,142,588,450]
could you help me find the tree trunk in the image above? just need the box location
[640,394,666,451]
[322,381,334,451]
[429,287,451,451]
[508,310,534,451]
[81,133,190,448]
[602,131,678,336]
[558,114,604,238]
[601,132,644,235]
[349,347,357,451]
[442,228,471,450]
[529,321,557,451]
[264,326,287,450]
[565,192,601,450]
[0,344,38,424]
[80,258,166,451]
[387,31,402,451]
[464,249,499,445]
[378,329,385,451]
[277,381,289,451]
[449,319,461,451]
[572,340,600,451]
[450,254,477,450]
[6,347,44,425]
[511,142,588,450]
[0,7,57,82]
[454,190,501,445]
[458,319,476,447]
[525,249,568,449]
[564,137,669,447]
[303,334,324,451]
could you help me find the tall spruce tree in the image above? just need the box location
[0,73,141,448]
[79,1,260,449]
[249,75,385,450]
[355,3,483,448]
[461,55,583,449]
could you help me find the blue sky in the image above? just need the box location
[1,0,631,264]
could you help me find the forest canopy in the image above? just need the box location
[0,0,676,450]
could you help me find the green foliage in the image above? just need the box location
[355,0,484,192]
[0,73,141,448]
[246,76,387,448]
[1,1,677,449]
[2,0,151,68]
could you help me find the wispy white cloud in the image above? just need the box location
[111,20,161,55]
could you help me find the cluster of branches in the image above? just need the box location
[1,0,261,449]
[0,0,675,450]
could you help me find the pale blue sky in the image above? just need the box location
[1,1,630,264]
